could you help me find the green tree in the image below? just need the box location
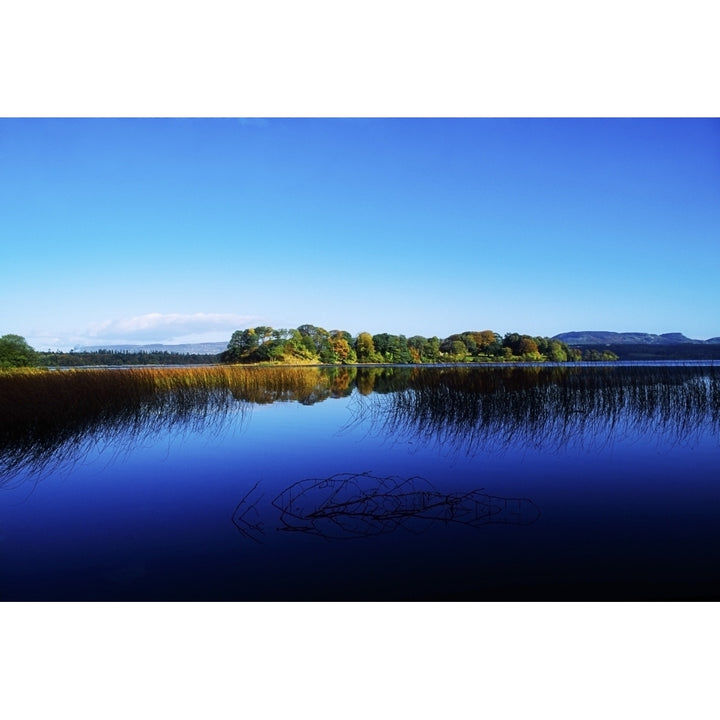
[547,340,568,362]
[372,333,411,363]
[253,326,274,345]
[440,334,463,355]
[449,340,468,361]
[422,336,441,363]
[355,332,380,363]
[221,328,258,362]
[502,333,522,356]
[0,334,38,368]
[297,324,331,359]
[459,333,478,355]
[283,329,316,361]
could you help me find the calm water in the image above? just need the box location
[1,364,719,600]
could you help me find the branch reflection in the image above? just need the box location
[231,480,265,543]
[269,472,540,539]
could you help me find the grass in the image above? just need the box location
[0,365,343,481]
[356,364,720,454]
[3,363,719,481]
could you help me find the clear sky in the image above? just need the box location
[1,117,719,350]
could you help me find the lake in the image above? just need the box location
[1,363,719,600]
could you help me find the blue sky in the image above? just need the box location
[1,118,719,350]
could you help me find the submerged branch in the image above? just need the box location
[267,472,540,539]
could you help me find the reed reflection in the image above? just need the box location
[353,365,720,455]
[0,366,351,482]
[3,364,719,482]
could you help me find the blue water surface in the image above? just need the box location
[1,366,719,600]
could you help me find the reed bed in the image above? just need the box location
[0,365,337,481]
[4,363,719,482]
[357,365,720,455]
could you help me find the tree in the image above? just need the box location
[518,337,541,359]
[390,335,411,364]
[372,333,411,363]
[407,335,427,364]
[547,340,568,362]
[449,340,468,361]
[440,334,463,354]
[502,333,523,356]
[355,332,380,363]
[0,334,38,368]
[459,333,478,354]
[221,329,259,362]
[329,331,356,364]
[422,336,441,363]
[297,324,331,358]
[278,329,306,361]
[253,326,274,345]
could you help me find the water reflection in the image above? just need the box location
[231,480,265,543]
[3,364,720,600]
[0,366,348,482]
[2,364,719,482]
[231,472,539,541]
[272,472,540,539]
[354,365,720,454]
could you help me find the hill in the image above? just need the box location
[553,331,720,345]
[75,342,228,354]
[552,331,720,361]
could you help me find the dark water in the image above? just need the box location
[1,364,719,600]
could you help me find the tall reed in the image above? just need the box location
[4,364,719,482]
[0,365,338,481]
[355,365,720,455]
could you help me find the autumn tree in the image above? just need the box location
[407,335,427,364]
[220,325,586,365]
[329,330,357,364]
[518,337,541,359]
[355,332,380,363]
[467,330,502,356]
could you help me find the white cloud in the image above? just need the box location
[85,312,259,344]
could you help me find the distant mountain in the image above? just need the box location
[75,342,227,354]
[554,331,720,346]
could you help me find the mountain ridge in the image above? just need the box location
[74,342,227,354]
[553,331,720,345]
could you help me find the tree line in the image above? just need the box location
[0,329,620,369]
[220,325,619,364]
[0,335,221,368]
[35,349,221,367]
